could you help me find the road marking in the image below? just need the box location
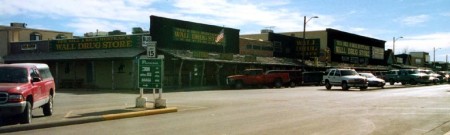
[64,110,73,118]
[171,105,208,111]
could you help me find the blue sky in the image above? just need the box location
[1,0,450,62]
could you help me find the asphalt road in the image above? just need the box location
[2,84,450,135]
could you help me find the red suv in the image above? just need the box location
[0,63,55,124]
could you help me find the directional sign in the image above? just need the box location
[138,57,163,89]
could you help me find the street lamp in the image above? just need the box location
[392,36,403,54]
[433,47,441,70]
[302,16,319,63]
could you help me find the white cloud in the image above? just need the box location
[397,14,430,26]
[170,0,334,34]
[391,33,450,54]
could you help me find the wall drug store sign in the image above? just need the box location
[334,40,370,58]
[173,27,223,45]
[51,35,141,51]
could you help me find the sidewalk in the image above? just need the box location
[0,91,178,133]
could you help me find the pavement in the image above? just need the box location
[0,98,177,133]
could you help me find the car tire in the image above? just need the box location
[389,79,395,85]
[289,82,296,88]
[274,79,282,88]
[43,95,53,116]
[410,79,417,85]
[360,86,368,90]
[325,81,332,90]
[234,81,243,89]
[19,101,32,124]
[342,82,349,90]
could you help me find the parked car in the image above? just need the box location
[437,71,449,83]
[359,73,386,88]
[0,63,55,124]
[384,69,431,85]
[372,71,387,80]
[421,70,441,84]
[302,71,325,86]
[322,68,368,90]
[266,70,302,87]
[226,69,290,89]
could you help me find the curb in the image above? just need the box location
[0,107,177,133]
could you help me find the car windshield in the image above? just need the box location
[341,70,358,76]
[0,67,28,83]
[361,73,376,78]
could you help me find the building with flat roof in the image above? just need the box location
[0,22,73,63]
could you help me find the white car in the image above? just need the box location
[360,73,386,88]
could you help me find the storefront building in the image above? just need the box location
[150,16,300,89]
[4,35,146,90]
[242,28,387,71]
[0,23,73,63]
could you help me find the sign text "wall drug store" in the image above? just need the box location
[52,35,140,51]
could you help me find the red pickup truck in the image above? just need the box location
[226,69,290,89]
[0,63,55,124]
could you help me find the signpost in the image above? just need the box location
[136,36,166,108]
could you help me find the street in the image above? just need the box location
[2,84,450,135]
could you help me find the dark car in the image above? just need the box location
[360,73,386,88]
[302,71,325,86]
[437,71,449,83]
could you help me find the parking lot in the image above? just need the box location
[1,83,450,135]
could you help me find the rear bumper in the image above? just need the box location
[0,101,27,117]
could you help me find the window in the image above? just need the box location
[273,41,282,53]
[30,32,42,41]
[56,34,66,39]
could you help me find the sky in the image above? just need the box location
[1,0,450,62]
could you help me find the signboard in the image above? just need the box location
[372,47,384,59]
[150,15,240,53]
[138,57,163,89]
[51,35,142,51]
[296,39,320,58]
[334,40,370,58]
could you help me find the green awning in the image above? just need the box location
[3,48,145,62]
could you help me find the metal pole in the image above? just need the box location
[392,37,395,55]
[433,47,435,70]
[302,16,306,63]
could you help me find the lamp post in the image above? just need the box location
[302,16,319,63]
[392,36,403,55]
[433,47,441,70]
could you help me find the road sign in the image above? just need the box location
[147,45,156,58]
[138,56,163,89]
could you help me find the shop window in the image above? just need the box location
[30,32,42,41]
[65,63,71,74]
[118,63,125,73]
[56,34,66,39]
[273,41,282,53]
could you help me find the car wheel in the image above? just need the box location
[289,82,296,88]
[274,79,282,88]
[389,79,395,85]
[342,82,349,90]
[410,79,417,85]
[325,81,332,90]
[235,81,243,89]
[20,101,32,124]
[360,86,368,90]
[43,95,53,116]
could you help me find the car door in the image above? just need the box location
[30,68,45,108]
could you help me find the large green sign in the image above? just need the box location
[296,39,320,58]
[138,57,163,89]
[51,35,142,51]
[334,40,370,58]
[150,15,240,53]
